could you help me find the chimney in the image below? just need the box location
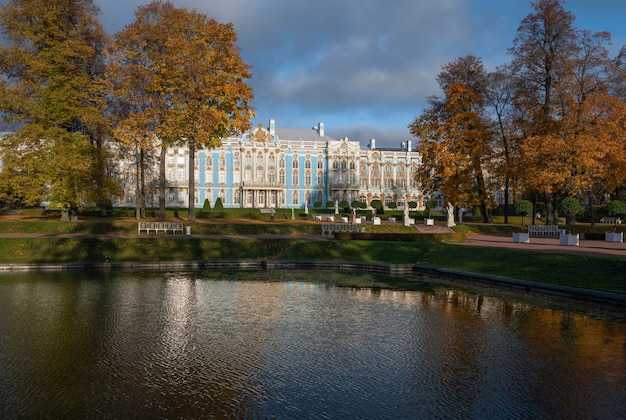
[407,140,412,151]
[318,122,324,137]
[401,142,406,150]
[269,119,276,136]
[369,139,376,150]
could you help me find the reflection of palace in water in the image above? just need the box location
[114,119,445,210]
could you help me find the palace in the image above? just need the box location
[113,119,440,211]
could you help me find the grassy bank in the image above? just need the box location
[1,212,625,294]
[1,236,625,294]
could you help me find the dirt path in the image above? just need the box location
[455,233,626,258]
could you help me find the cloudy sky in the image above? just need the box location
[6,0,626,147]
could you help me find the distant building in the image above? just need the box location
[113,119,444,210]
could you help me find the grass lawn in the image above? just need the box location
[1,211,625,294]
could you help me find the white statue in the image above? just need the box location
[334,199,339,215]
[446,202,456,227]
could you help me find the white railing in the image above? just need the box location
[138,222,184,235]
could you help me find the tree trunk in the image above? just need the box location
[159,145,166,221]
[480,201,489,223]
[188,140,196,221]
[503,180,509,224]
[587,191,595,226]
[544,192,556,225]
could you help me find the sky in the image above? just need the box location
[6,0,626,148]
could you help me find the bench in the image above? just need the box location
[321,224,360,236]
[138,222,184,235]
[528,224,564,236]
[600,217,622,224]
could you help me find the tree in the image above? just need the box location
[559,197,581,225]
[606,200,626,225]
[107,1,254,220]
[515,199,533,228]
[0,0,117,218]
[484,65,524,224]
[508,0,579,224]
[425,199,436,217]
[410,55,494,223]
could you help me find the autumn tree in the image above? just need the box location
[107,1,254,220]
[508,0,580,224]
[0,0,117,219]
[484,65,526,224]
[510,0,626,224]
[410,55,494,223]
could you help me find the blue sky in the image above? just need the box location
[4,0,626,147]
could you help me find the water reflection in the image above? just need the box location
[0,271,624,418]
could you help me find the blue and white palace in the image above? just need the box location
[114,119,442,211]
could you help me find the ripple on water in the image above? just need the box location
[0,273,625,418]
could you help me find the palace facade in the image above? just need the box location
[113,119,442,211]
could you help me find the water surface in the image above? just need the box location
[0,271,624,418]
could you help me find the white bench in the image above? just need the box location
[138,222,184,234]
[528,224,563,236]
[321,224,359,236]
[600,217,622,224]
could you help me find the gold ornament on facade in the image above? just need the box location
[252,123,270,142]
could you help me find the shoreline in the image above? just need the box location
[2,259,625,308]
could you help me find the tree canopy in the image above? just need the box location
[0,0,116,218]
[410,0,626,223]
[107,0,254,220]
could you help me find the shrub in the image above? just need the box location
[515,199,533,228]
[370,199,382,209]
[559,197,581,225]
[202,198,211,211]
[387,202,397,209]
[607,200,626,218]
[214,197,224,210]
[313,201,322,208]
[408,201,418,209]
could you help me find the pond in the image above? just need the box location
[0,270,625,418]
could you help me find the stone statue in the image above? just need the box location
[403,205,410,226]
[334,199,339,215]
[446,202,456,227]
